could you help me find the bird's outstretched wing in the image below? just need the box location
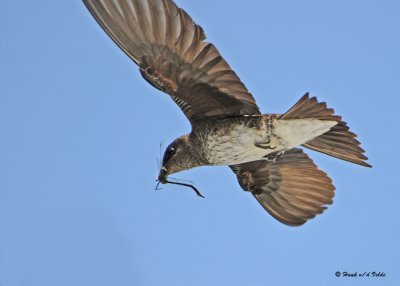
[230,148,335,226]
[83,0,260,125]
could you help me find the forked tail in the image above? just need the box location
[280,93,371,167]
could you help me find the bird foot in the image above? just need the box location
[255,139,277,150]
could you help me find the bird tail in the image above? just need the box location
[280,93,371,167]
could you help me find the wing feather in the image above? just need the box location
[230,148,335,226]
[83,0,260,125]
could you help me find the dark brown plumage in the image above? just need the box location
[83,0,260,124]
[231,148,335,226]
[83,0,370,226]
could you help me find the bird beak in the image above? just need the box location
[158,167,168,183]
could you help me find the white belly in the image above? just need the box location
[205,124,268,165]
[270,118,337,150]
[204,118,337,165]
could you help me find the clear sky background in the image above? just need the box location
[1,1,399,285]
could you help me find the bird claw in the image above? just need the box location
[255,139,277,150]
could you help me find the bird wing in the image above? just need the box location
[83,0,261,126]
[230,148,335,226]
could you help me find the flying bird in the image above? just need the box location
[83,0,371,226]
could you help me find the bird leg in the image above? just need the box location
[255,116,278,150]
[255,139,277,150]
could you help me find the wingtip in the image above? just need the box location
[363,161,372,168]
[301,92,310,100]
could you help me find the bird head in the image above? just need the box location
[157,134,205,198]
[158,135,197,182]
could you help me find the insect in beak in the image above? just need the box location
[156,167,204,198]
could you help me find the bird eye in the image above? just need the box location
[167,147,176,157]
[163,147,176,165]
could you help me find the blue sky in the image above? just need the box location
[1,0,399,285]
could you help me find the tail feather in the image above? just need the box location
[281,93,371,167]
[303,123,371,167]
[281,93,340,121]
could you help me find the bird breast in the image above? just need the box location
[203,116,272,165]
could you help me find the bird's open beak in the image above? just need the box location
[158,167,168,184]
